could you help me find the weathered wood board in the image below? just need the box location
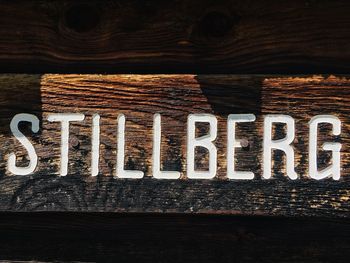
[0,74,349,217]
[1,0,350,73]
[0,213,349,262]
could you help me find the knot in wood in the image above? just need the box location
[64,4,100,33]
[198,11,237,38]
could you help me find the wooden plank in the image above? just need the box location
[0,213,349,262]
[0,74,349,217]
[0,1,350,73]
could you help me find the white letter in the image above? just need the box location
[91,114,100,176]
[263,115,297,180]
[187,114,217,179]
[116,114,144,178]
[227,114,256,179]
[47,113,85,176]
[8,113,39,175]
[309,115,341,180]
[152,114,180,179]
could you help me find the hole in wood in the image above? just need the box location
[64,4,100,33]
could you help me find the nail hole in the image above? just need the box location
[240,139,250,149]
[70,136,80,149]
[64,4,100,33]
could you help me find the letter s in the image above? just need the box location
[8,113,39,175]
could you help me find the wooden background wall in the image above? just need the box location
[1,0,350,262]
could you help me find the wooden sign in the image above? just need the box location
[0,74,349,216]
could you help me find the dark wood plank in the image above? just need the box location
[0,213,349,262]
[0,1,350,73]
[0,74,349,216]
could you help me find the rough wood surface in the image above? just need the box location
[1,0,350,73]
[0,74,349,217]
[0,213,349,262]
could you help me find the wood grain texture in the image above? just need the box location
[0,74,349,217]
[0,213,349,262]
[0,0,350,73]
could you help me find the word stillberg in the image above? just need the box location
[7,113,341,180]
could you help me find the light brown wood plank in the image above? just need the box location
[0,74,349,217]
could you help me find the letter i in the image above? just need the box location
[91,114,100,176]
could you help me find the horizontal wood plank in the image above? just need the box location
[0,213,349,262]
[0,74,349,217]
[0,1,350,73]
